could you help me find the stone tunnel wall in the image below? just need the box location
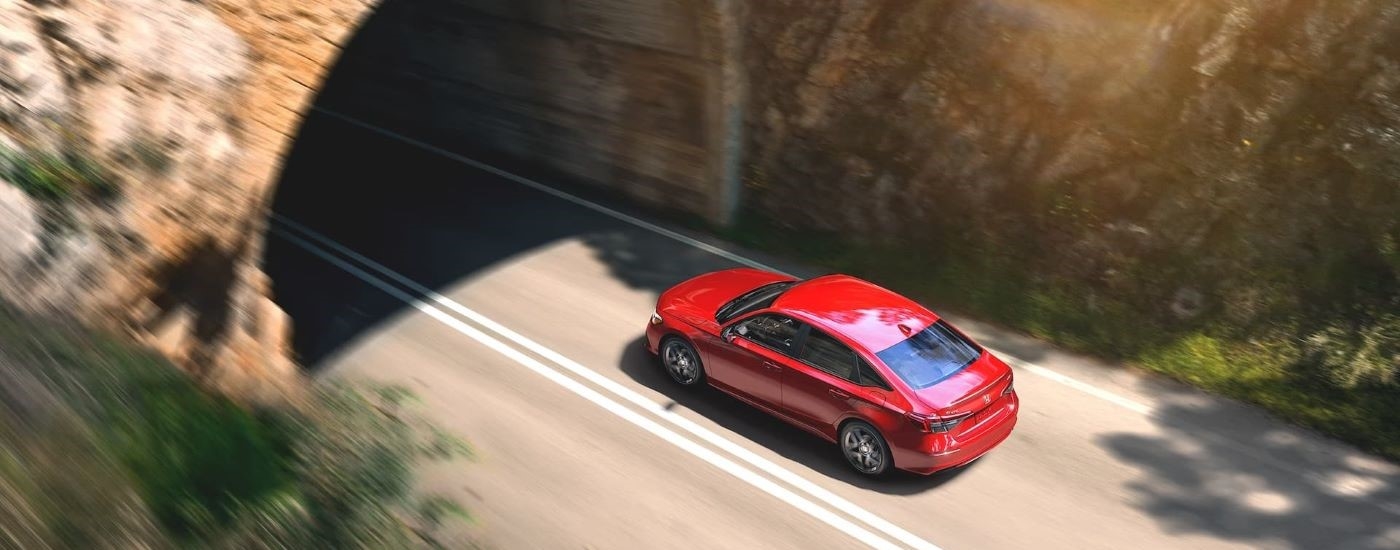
[0,0,740,393]
[204,0,742,385]
[210,0,742,225]
[310,0,743,222]
[208,0,377,214]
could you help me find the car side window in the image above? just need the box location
[799,329,858,381]
[857,361,892,390]
[738,314,801,353]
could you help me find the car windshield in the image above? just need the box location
[715,281,796,323]
[875,321,982,389]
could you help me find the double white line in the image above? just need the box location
[270,214,943,550]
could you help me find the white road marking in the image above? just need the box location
[297,108,1364,490]
[309,106,1160,420]
[272,227,918,550]
[1002,358,1152,415]
[273,215,943,550]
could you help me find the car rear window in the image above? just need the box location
[874,321,981,389]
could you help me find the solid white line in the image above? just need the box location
[1002,358,1152,415]
[273,228,910,550]
[311,107,779,274]
[306,107,1161,421]
[272,215,943,550]
[282,110,1366,498]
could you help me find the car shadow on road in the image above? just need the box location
[1099,398,1400,549]
[618,336,977,495]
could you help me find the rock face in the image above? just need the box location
[2,0,1396,391]
[0,183,39,269]
[0,0,294,397]
[743,0,1400,327]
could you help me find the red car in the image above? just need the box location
[645,269,1019,476]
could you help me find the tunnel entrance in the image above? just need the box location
[303,0,740,223]
[264,0,744,366]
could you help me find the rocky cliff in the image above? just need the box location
[1,0,1395,395]
[743,0,1399,374]
[0,0,294,396]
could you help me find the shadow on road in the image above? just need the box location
[264,109,964,491]
[618,336,975,495]
[264,0,732,367]
[1100,400,1400,549]
[265,111,615,366]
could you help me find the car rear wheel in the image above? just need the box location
[840,420,890,476]
[660,338,704,386]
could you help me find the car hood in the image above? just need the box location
[658,268,795,331]
[909,352,1013,416]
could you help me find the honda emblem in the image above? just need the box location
[982,394,991,405]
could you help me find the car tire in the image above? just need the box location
[660,337,705,386]
[839,420,891,476]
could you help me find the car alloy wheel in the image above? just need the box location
[661,339,703,386]
[841,421,889,475]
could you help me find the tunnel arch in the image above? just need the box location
[218,0,746,228]
[230,0,750,366]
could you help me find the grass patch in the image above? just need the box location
[111,378,293,538]
[1,146,118,202]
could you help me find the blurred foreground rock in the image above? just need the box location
[0,0,295,398]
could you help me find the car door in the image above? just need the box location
[783,328,889,438]
[702,313,801,410]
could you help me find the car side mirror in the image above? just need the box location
[722,326,736,343]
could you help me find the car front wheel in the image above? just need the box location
[660,338,705,386]
[840,420,891,476]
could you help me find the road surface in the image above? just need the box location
[263,110,1400,550]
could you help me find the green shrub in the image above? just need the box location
[215,384,473,549]
[0,307,471,548]
[1304,313,1400,389]
[110,379,292,539]
[1,146,117,201]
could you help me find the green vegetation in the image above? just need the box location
[722,212,1400,461]
[0,146,117,201]
[0,307,471,548]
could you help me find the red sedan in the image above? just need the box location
[645,269,1019,476]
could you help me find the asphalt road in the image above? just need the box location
[263,110,1400,550]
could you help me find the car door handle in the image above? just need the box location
[829,389,850,399]
[763,362,782,372]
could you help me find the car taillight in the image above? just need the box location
[1002,376,1014,396]
[908,412,972,433]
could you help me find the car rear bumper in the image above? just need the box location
[893,390,1019,475]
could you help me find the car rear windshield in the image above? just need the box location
[875,321,982,389]
[715,281,796,323]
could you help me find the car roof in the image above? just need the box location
[772,274,940,353]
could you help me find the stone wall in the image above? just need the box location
[0,0,742,392]
[742,0,1400,330]
[0,0,293,396]
[205,0,743,223]
[3,0,1396,391]
[311,0,742,222]
[208,0,374,208]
